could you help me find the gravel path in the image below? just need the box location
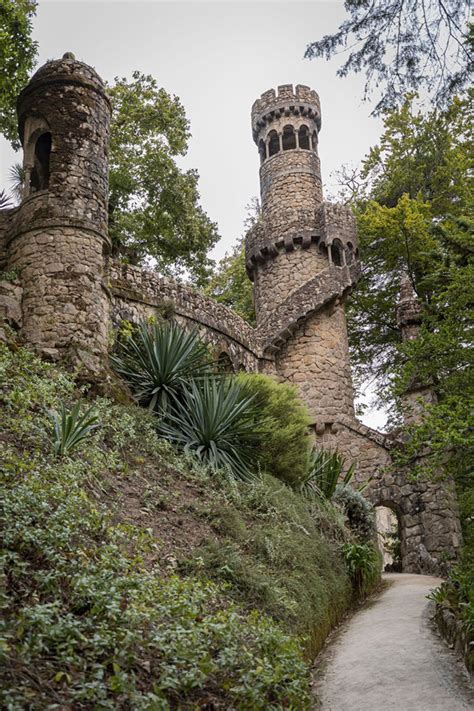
[312,573,473,710]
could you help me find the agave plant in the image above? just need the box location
[158,377,258,480]
[50,402,99,457]
[110,321,210,413]
[299,448,356,501]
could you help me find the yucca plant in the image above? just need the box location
[9,163,25,202]
[158,377,258,481]
[50,402,99,457]
[110,320,210,413]
[0,190,12,209]
[299,448,356,501]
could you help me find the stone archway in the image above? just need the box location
[375,504,403,572]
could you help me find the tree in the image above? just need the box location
[305,0,472,113]
[346,94,472,392]
[107,72,219,285]
[344,95,473,484]
[205,198,260,324]
[0,0,38,148]
[204,238,255,324]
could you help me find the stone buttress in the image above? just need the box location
[5,53,111,369]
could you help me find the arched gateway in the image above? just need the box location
[0,63,462,574]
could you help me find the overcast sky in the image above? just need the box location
[0,0,388,428]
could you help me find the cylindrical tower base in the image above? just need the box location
[274,301,355,421]
[8,225,109,367]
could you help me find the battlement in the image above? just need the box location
[251,84,321,141]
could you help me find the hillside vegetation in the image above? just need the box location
[0,336,379,708]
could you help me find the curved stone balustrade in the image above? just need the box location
[257,262,361,354]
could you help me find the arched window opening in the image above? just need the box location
[282,125,296,151]
[30,132,51,192]
[331,242,343,267]
[346,242,354,264]
[311,130,318,152]
[299,125,310,150]
[258,139,266,163]
[268,130,279,157]
[217,352,234,373]
[375,506,402,572]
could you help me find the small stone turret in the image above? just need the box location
[7,53,111,369]
[396,275,422,342]
[396,275,437,423]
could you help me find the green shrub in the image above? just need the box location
[299,449,356,500]
[110,320,210,413]
[333,484,377,543]
[237,373,311,486]
[342,542,381,596]
[50,401,99,457]
[185,474,353,657]
[158,377,258,480]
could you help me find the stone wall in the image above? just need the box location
[108,262,261,373]
[313,418,462,574]
[0,209,17,270]
[8,226,109,365]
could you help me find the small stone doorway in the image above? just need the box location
[375,505,402,572]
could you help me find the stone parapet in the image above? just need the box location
[315,202,359,250]
[251,84,321,140]
[108,262,261,372]
[245,226,320,280]
[259,262,361,353]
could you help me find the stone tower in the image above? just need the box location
[7,53,111,369]
[246,85,360,424]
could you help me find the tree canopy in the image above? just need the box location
[0,0,38,149]
[107,73,219,285]
[205,198,259,323]
[305,0,472,113]
[343,93,473,480]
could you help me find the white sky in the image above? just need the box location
[0,0,388,429]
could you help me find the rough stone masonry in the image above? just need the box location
[0,54,462,574]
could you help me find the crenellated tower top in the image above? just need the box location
[251,84,321,143]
